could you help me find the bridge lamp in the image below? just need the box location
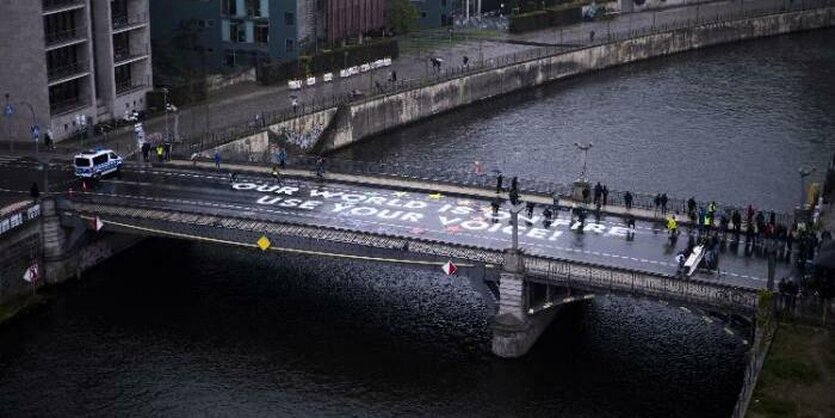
[798,166,816,209]
[573,142,593,183]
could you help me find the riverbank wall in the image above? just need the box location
[314,6,835,152]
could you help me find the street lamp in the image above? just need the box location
[574,141,593,183]
[798,166,816,209]
[75,114,87,148]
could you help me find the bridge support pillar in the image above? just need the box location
[41,199,77,284]
[491,250,557,358]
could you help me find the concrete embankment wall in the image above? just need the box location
[318,7,835,152]
[210,108,336,161]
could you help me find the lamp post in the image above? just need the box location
[4,93,14,152]
[75,114,87,148]
[163,87,170,141]
[574,141,593,183]
[572,142,593,202]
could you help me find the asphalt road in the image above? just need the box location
[57,165,789,289]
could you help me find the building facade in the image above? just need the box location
[0,0,152,142]
[412,0,453,29]
[324,0,385,43]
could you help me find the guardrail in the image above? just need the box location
[0,202,42,239]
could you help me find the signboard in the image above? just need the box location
[22,263,39,283]
[442,260,457,276]
[31,125,40,141]
[3,103,13,117]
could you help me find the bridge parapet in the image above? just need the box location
[523,255,757,315]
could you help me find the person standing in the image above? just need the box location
[495,173,504,193]
[660,193,668,215]
[624,191,633,210]
[214,150,221,170]
[277,147,287,169]
[593,182,602,205]
[602,185,609,206]
[155,144,164,162]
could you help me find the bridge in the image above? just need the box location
[24,158,785,357]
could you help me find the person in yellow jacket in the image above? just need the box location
[666,216,678,237]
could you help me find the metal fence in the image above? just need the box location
[176,0,834,155]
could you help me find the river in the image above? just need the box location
[2,29,834,416]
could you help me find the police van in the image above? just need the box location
[73,149,123,179]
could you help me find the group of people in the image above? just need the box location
[140,141,172,163]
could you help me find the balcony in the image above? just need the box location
[47,60,90,84]
[115,81,148,96]
[50,97,88,116]
[42,0,85,15]
[112,13,148,33]
[45,26,87,49]
[113,44,150,66]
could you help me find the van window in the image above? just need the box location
[109,153,118,160]
[93,154,107,165]
[75,158,91,167]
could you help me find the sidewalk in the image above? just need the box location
[28,0,797,157]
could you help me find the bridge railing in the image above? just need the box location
[173,0,832,156]
[523,254,758,314]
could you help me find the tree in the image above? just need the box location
[386,0,419,35]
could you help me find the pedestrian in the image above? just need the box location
[390,70,397,82]
[277,147,287,169]
[141,142,150,162]
[509,188,520,206]
[510,176,518,193]
[292,97,299,114]
[624,191,633,210]
[526,201,535,218]
[44,129,53,151]
[627,216,636,233]
[654,193,661,215]
[29,182,40,202]
[315,156,325,178]
[463,55,469,68]
[582,187,590,204]
[732,209,742,234]
[214,150,221,169]
[687,197,696,217]
[155,144,164,162]
[589,30,596,42]
[602,185,609,206]
[190,152,199,166]
[163,141,172,161]
[593,182,602,205]
[660,193,668,215]
[495,173,504,193]
[271,165,281,184]
[666,215,678,238]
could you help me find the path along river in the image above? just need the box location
[1,29,834,417]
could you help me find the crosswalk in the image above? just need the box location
[0,155,21,168]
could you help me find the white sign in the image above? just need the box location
[92,216,104,232]
[442,260,457,276]
[23,263,39,283]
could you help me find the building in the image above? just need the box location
[412,0,453,29]
[324,0,385,43]
[151,0,319,72]
[0,0,152,142]
[151,0,386,72]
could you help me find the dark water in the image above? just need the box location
[0,240,747,416]
[4,31,834,416]
[334,28,835,212]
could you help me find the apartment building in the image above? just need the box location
[0,0,152,142]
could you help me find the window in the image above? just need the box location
[74,158,91,167]
[245,0,261,16]
[254,25,269,44]
[229,21,245,42]
[285,39,294,53]
[92,154,107,166]
[284,12,295,26]
[221,0,237,15]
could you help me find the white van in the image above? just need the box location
[73,149,122,179]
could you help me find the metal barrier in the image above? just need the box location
[0,202,42,239]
